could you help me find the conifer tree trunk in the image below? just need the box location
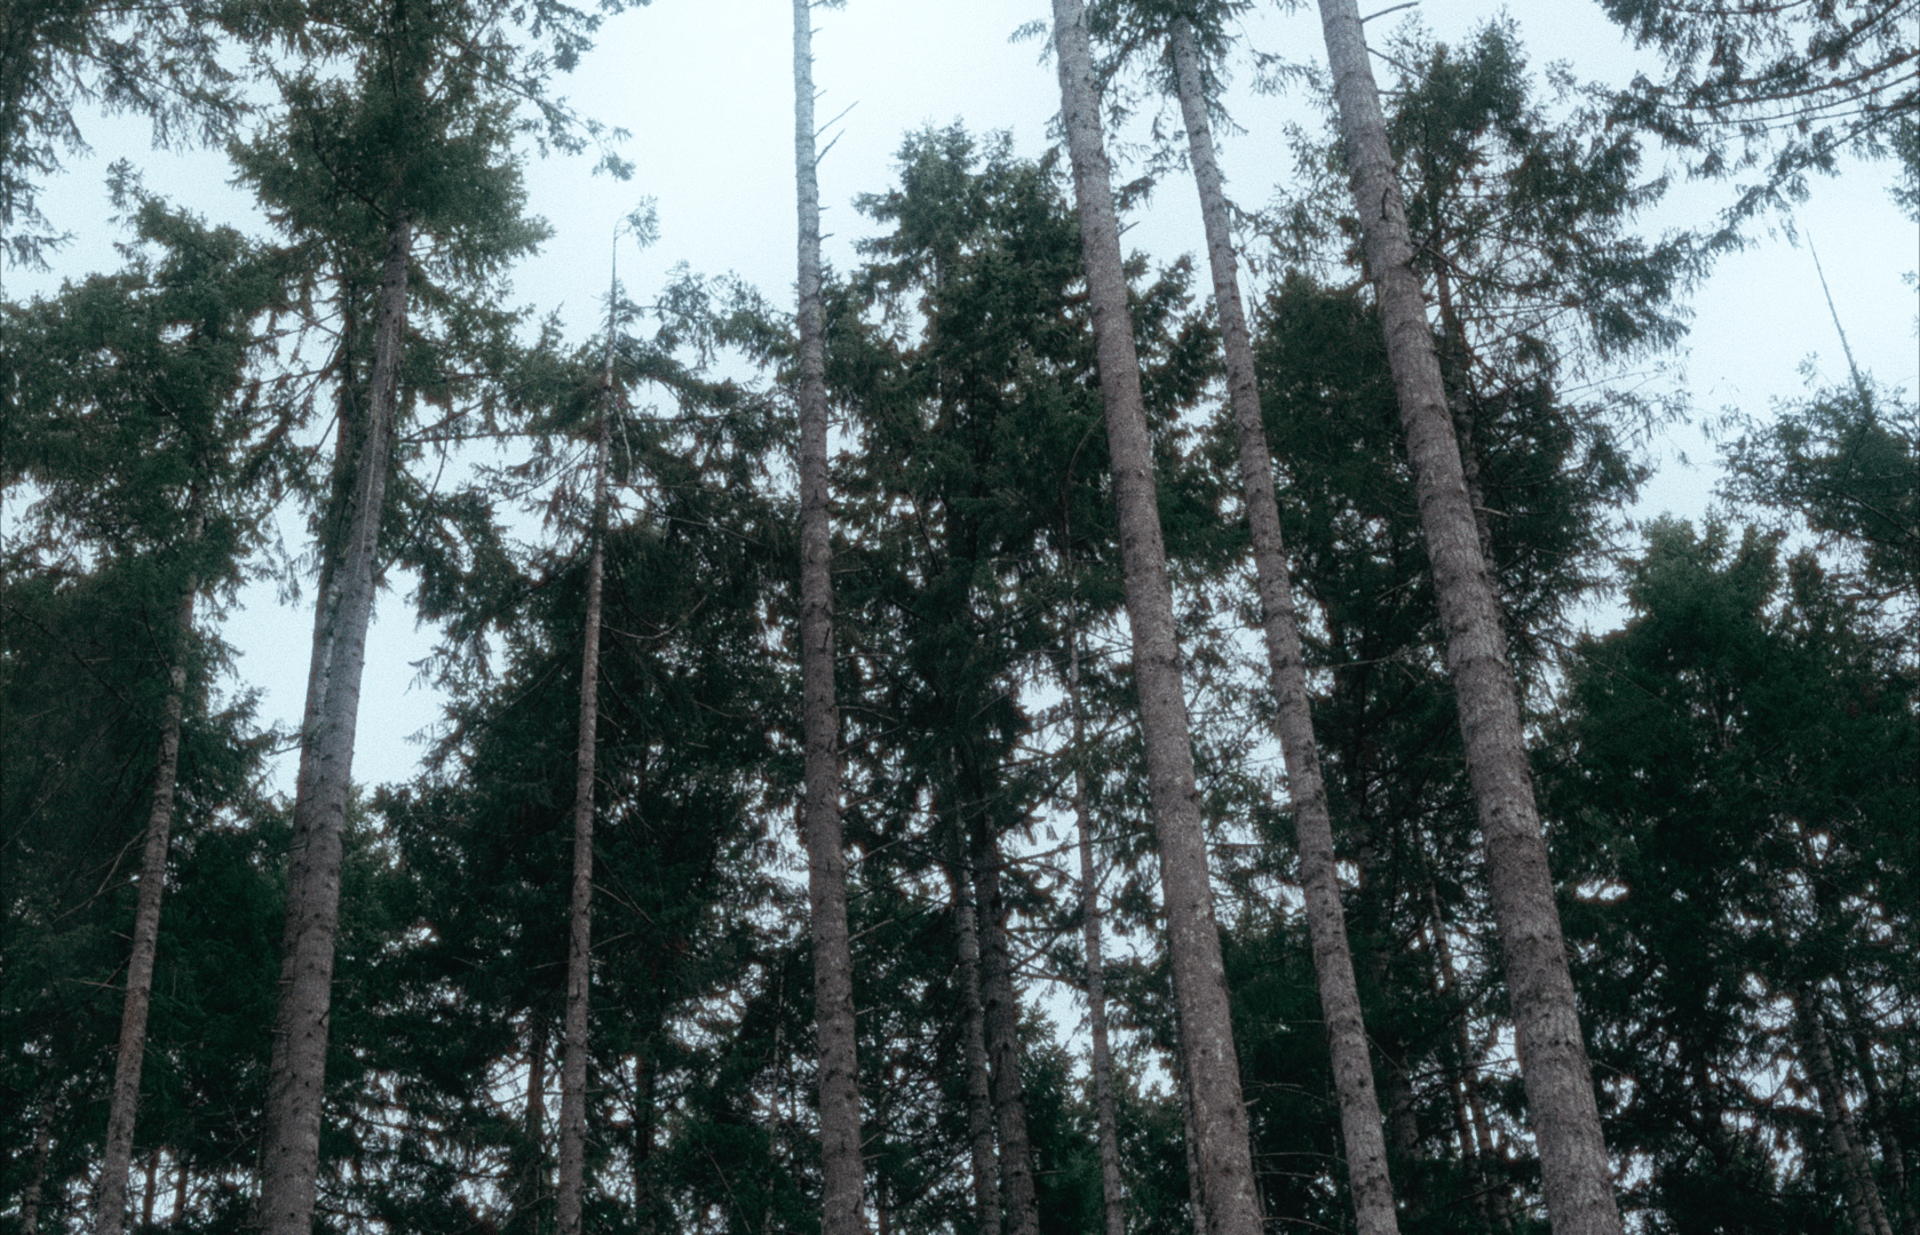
[1049,5,1262,1234]
[21,1101,52,1235]
[96,579,196,1235]
[1310,4,1623,1232]
[792,4,865,1232]
[257,209,412,1235]
[970,821,1041,1235]
[1794,986,1895,1235]
[951,846,1002,1235]
[1174,1028,1209,1235]
[1168,18,1400,1235]
[510,1021,549,1235]
[1067,634,1126,1235]
[557,376,612,1235]
[1427,880,1512,1235]
[1840,982,1914,1235]
[141,1150,157,1228]
[631,1055,657,1235]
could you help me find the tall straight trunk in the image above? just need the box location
[1841,981,1914,1235]
[557,380,612,1235]
[1049,6,1262,1235]
[141,1149,158,1229]
[1168,18,1401,1235]
[631,1054,657,1235]
[21,1101,52,1235]
[969,823,1041,1235]
[951,851,1002,1235]
[257,210,412,1235]
[1067,635,1125,1235]
[1310,4,1623,1232]
[1175,1025,1210,1235]
[1793,986,1895,1235]
[1427,876,1513,1235]
[511,1021,549,1235]
[95,579,196,1235]
[792,4,865,1232]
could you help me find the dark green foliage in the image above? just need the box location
[321,316,797,1232]
[1243,94,1646,1217]
[1545,518,1919,1234]
[1598,0,1918,215]
[1,193,284,1228]
[1385,20,1696,366]
[1722,380,1920,607]
[0,0,240,265]
[1271,19,1699,379]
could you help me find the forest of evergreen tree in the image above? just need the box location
[3,1,1915,1234]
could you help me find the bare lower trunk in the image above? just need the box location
[1794,987,1894,1235]
[952,855,1002,1235]
[557,399,611,1235]
[257,211,412,1235]
[1168,17,1400,1234]
[1310,6,1622,1232]
[971,826,1041,1235]
[1050,6,1263,1235]
[1068,636,1126,1235]
[793,5,865,1232]
[96,581,196,1235]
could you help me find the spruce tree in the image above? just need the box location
[1050,4,1263,1233]
[1311,2,1625,1230]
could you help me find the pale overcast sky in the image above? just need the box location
[9,1,1914,792]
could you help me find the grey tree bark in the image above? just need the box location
[1067,633,1126,1235]
[557,353,612,1235]
[1310,4,1624,1232]
[792,4,866,1233]
[257,210,412,1235]
[1168,17,1401,1235]
[1049,5,1262,1235]
[95,579,196,1235]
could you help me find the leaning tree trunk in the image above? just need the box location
[1310,4,1623,1233]
[1168,17,1401,1235]
[1049,5,1262,1235]
[1067,632,1126,1235]
[792,4,865,1233]
[557,367,612,1235]
[257,210,412,1235]
[95,574,197,1235]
